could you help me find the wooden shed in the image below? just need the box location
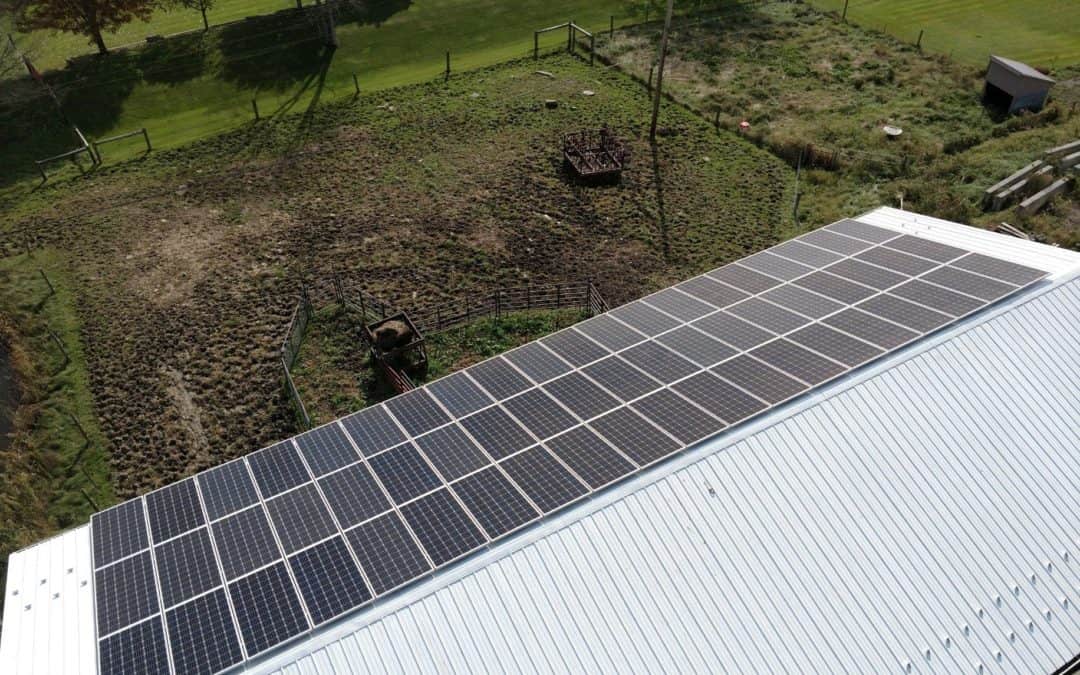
[984,55,1054,114]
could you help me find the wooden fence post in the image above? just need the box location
[610,16,614,38]
[534,31,539,60]
[353,73,360,95]
[445,51,450,81]
[590,34,595,65]
[916,29,924,50]
[495,290,501,320]
[568,20,574,53]
[251,99,260,120]
[142,128,152,152]
[841,0,849,22]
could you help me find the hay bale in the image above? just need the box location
[372,320,413,352]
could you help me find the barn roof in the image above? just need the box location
[989,55,1056,84]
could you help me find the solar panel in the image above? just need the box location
[153,528,221,608]
[228,562,309,657]
[503,341,573,384]
[288,537,372,625]
[399,489,487,566]
[165,589,243,675]
[211,505,282,580]
[451,466,540,539]
[197,460,259,522]
[317,462,392,528]
[544,426,636,489]
[86,216,1051,675]
[293,423,360,477]
[145,478,205,544]
[247,441,311,498]
[265,484,338,553]
[345,513,431,594]
[499,446,589,512]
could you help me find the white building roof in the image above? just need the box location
[3,208,1079,674]
[989,55,1056,84]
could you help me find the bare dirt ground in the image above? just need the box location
[2,54,792,499]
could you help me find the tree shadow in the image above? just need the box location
[336,0,413,27]
[218,10,330,91]
[138,32,211,86]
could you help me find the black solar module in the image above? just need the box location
[165,589,243,675]
[86,216,1052,675]
[228,562,309,657]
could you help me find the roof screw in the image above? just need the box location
[963,624,971,636]
[1012,584,1020,596]
[903,661,912,673]
[976,607,985,619]
[1026,620,1035,632]
[39,578,45,585]
[994,594,1002,607]
[975,663,984,674]
[924,647,931,660]
[11,590,17,596]
[994,650,1002,663]
[1062,597,1070,609]
[943,636,952,649]
[81,580,87,587]
[1044,608,1051,620]
[67,567,74,574]
[1044,560,1053,573]
[52,592,59,599]
[23,604,30,611]
[1008,630,1016,642]
[1029,573,1037,584]
[1063,550,1070,562]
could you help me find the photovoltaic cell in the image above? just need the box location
[750,339,846,385]
[796,228,872,255]
[465,356,533,399]
[692,311,776,351]
[792,271,877,305]
[707,263,782,294]
[384,389,451,437]
[581,355,660,402]
[345,513,431,595]
[414,424,490,481]
[318,462,392,528]
[788,323,884,368]
[367,443,442,505]
[153,528,221,608]
[504,341,573,384]
[675,274,750,308]
[540,328,609,367]
[197,460,259,522]
[856,294,952,333]
[889,279,984,316]
[228,562,309,657]
[671,371,768,424]
[643,287,715,320]
[655,325,736,368]
[736,251,814,281]
[759,284,844,319]
[921,265,1016,302]
[824,219,897,244]
[620,340,700,381]
[92,499,149,568]
[712,355,808,404]
[822,308,919,350]
[165,589,243,675]
[399,489,487,566]
[952,252,1045,286]
[288,537,372,625]
[727,297,807,334]
[247,441,311,498]
[340,405,407,458]
[459,406,535,460]
[95,551,159,636]
[99,616,169,675]
[769,240,842,267]
[589,407,681,466]
[609,300,679,334]
[293,423,360,477]
[823,257,908,290]
[265,484,338,553]
[502,388,579,439]
[542,371,620,421]
[145,478,205,544]
[573,313,646,351]
[500,446,589,512]
[884,234,966,263]
[855,245,938,276]
[426,371,492,418]
[452,466,539,539]
[544,426,636,489]
[211,505,282,580]
[631,388,726,445]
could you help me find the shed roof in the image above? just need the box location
[989,55,1056,84]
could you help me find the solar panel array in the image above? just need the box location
[89,219,1047,674]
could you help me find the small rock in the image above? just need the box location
[470,92,480,98]
[582,89,595,96]
[544,99,559,109]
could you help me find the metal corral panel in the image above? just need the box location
[257,276,1080,673]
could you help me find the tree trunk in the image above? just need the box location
[200,5,209,30]
[91,27,108,55]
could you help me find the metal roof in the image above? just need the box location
[3,208,1079,674]
[989,55,1056,84]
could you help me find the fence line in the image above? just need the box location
[280,288,313,429]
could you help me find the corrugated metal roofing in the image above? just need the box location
[989,55,1056,84]
[256,274,1080,675]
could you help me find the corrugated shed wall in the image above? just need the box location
[263,278,1080,675]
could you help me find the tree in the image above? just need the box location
[15,0,156,55]
[173,0,211,31]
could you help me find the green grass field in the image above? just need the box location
[2,0,657,189]
[807,0,1080,67]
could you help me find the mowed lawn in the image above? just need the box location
[1,0,649,187]
[807,0,1080,67]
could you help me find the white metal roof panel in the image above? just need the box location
[255,272,1080,675]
